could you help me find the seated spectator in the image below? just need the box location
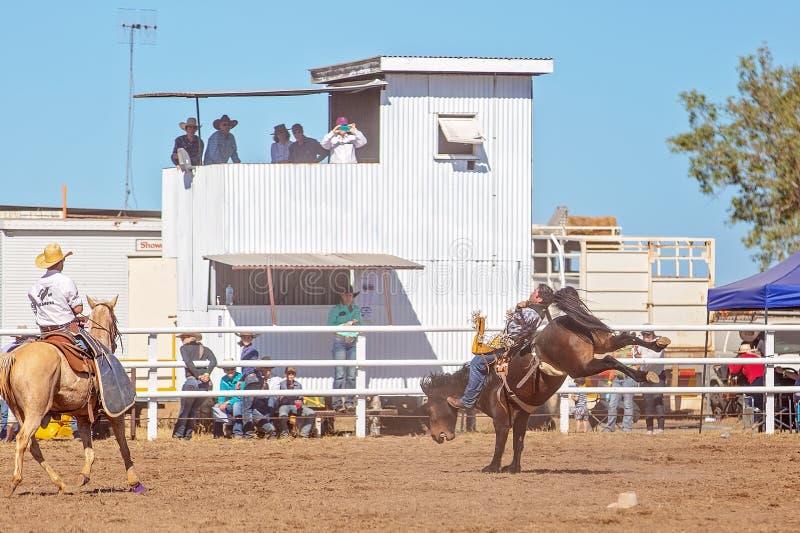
[320,117,367,163]
[212,362,243,438]
[288,123,328,163]
[728,342,765,427]
[204,114,241,164]
[270,124,293,163]
[276,367,315,438]
[251,356,277,438]
[170,117,204,168]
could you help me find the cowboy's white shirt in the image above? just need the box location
[28,270,82,327]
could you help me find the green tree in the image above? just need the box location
[667,46,800,269]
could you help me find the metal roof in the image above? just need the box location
[134,79,386,99]
[204,253,424,270]
[310,56,554,84]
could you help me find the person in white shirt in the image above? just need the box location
[320,116,367,163]
[635,328,666,434]
[28,243,83,334]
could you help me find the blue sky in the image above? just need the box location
[0,1,797,285]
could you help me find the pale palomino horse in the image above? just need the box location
[0,295,145,495]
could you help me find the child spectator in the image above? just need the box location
[251,359,277,438]
[276,367,315,438]
[212,362,243,438]
[572,377,589,433]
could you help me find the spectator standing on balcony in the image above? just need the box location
[237,332,263,439]
[276,367,315,438]
[170,117,204,167]
[328,285,362,412]
[172,332,217,440]
[212,362,243,438]
[288,123,328,163]
[204,115,241,165]
[636,328,666,434]
[320,117,367,164]
[270,124,293,163]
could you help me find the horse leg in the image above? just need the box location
[108,414,146,493]
[601,332,671,353]
[10,415,68,495]
[585,355,658,384]
[482,419,509,473]
[501,412,528,474]
[75,416,94,486]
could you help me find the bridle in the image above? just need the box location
[85,302,120,353]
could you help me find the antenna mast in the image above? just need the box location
[118,8,157,211]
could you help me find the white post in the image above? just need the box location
[559,394,570,433]
[355,335,367,438]
[147,333,159,441]
[765,329,775,434]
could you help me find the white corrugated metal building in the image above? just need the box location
[0,206,162,354]
[155,55,553,389]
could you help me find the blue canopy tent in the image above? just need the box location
[708,251,800,311]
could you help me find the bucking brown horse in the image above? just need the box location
[0,296,145,495]
[421,286,669,473]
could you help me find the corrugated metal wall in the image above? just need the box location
[0,225,160,353]
[164,73,535,371]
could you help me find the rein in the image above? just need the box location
[85,302,121,353]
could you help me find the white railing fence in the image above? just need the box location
[2,324,799,439]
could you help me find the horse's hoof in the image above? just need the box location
[646,371,659,384]
[656,336,671,349]
[81,475,90,486]
[130,482,147,494]
[500,464,521,474]
[481,465,501,473]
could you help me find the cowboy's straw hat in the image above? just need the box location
[235,332,259,338]
[35,243,73,269]
[177,332,203,341]
[179,117,200,131]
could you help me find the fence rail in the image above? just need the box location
[2,324,799,439]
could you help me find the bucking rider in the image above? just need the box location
[447,284,555,410]
[28,243,85,341]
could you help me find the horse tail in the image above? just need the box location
[550,286,612,334]
[0,352,19,419]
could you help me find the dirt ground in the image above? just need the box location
[1,425,799,532]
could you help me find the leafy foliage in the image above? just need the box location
[668,46,800,268]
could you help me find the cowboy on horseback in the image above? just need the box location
[447,284,555,410]
[28,243,87,345]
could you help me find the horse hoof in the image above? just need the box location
[656,336,671,349]
[130,482,147,494]
[481,465,500,473]
[646,371,659,384]
[500,465,521,474]
[81,476,90,486]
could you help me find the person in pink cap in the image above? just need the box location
[320,116,367,163]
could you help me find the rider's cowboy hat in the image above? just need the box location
[213,114,238,130]
[35,243,73,269]
[179,117,200,131]
[177,332,203,341]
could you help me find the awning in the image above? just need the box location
[134,79,387,99]
[204,253,424,270]
[438,116,484,144]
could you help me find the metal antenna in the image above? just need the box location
[118,8,157,211]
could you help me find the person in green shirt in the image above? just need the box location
[327,285,362,412]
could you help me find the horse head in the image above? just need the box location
[87,295,120,353]
[420,367,469,444]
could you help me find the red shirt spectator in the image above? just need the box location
[728,343,764,384]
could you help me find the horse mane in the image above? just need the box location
[550,286,612,335]
[421,365,470,397]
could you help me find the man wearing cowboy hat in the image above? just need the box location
[236,332,264,439]
[173,332,218,440]
[204,114,241,165]
[327,284,362,412]
[28,243,84,335]
[170,117,204,167]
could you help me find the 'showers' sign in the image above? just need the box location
[135,239,162,252]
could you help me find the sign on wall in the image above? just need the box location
[135,239,162,252]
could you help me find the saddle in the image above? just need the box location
[39,331,100,422]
